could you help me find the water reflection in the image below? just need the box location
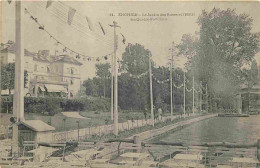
[160,115,260,144]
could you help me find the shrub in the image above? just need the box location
[45,98,62,116]
[1,95,13,113]
[63,99,86,111]
[1,95,110,115]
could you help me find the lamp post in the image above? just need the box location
[192,76,195,115]
[169,42,174,120]
[111,53,114,120]
[183,71,186,116]
[149,52,154,126]
[109,21,120,135]
[12,0,25,157]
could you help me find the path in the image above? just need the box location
[61,112,89,119]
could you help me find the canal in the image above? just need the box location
[157,115,260,144]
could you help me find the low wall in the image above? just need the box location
[50,113,206,142]
[127,114,217,142]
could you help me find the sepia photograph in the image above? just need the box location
[1,0,260,167]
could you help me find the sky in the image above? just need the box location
[2,1,260,80]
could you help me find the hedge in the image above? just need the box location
[1,96,110,115]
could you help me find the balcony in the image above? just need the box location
[30,75,68,86]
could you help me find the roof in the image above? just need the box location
[1,44,36,57]
[33,54,50,63]
[25,49,36,57]
[54,55,83,65]
[1,43,82,66]
[1,43,16,54]
[21,120,55,132]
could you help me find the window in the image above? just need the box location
[47,66,50,73]
[70,92,73,98]
[56,66,58,72]
[70,79,74,85]
[71,68,74,74]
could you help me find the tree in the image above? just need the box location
[120,43,151,110]
[178,8,260,110]
[121,43,150,75]
[241,59,259,88]
[1,63,28,95]
[82,78,97,96]
[95,63,111,98]
[1,63,28,113]
[152,66,170,112]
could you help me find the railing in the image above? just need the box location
[51,113,201,142]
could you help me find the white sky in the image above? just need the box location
[2,1,260,80]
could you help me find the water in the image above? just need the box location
[159,115,260,144]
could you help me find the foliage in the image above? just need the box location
[119,43,151,110]
[177,8,260,109]
[121,43,150,75]
[95,63,111,98]
[1,96,110,114]
[82,43,194,112]
[82,9,260,113]
[1,63,28,95]
[83,79,97,96]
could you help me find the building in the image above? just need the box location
[1,43,82,98]
[236,64,260,114]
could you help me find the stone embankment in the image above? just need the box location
[128,114,217,142]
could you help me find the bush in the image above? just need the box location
[1,96,110,115]
[1,95,13,113]
[86,98,110,112]
[45,98,62,116]
[63,99,86,111]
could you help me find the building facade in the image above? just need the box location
[1,44,82,99]
[236,64,260,114]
